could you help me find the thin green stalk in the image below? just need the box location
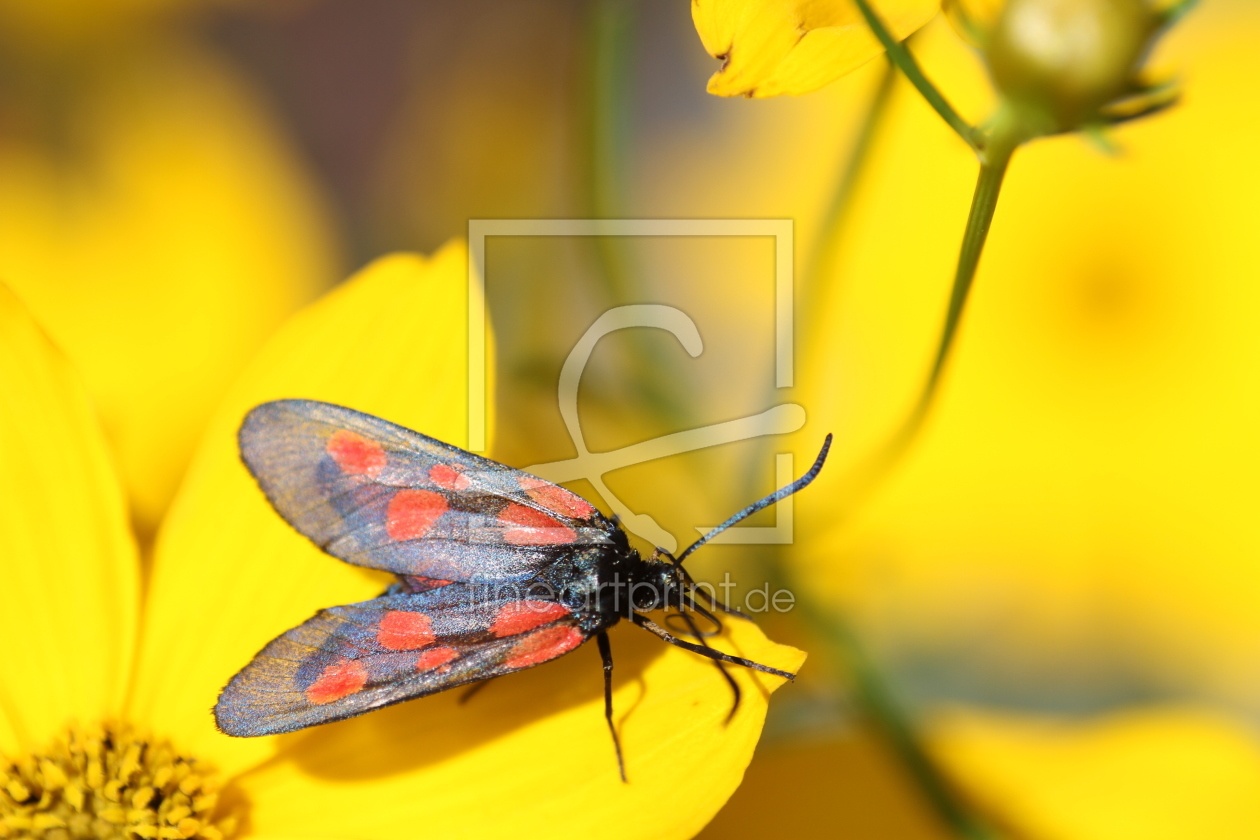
[579,0,689,423]
[778,130,1021,840]
[881,122,1020,468]
[851,0,978,149]
[782,13,1020,835]
[586,0,636,301]
[1158,0,1199,27]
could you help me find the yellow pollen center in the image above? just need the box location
[0,724,237,840]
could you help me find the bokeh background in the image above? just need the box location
[3,0,1259,837]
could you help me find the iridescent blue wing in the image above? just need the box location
[213,584,590,736]
[239,399,617,583]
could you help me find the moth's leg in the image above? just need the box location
[685,580,752,620]
[630,612,796,680]
[457,679,494,705]
[677,593,726,636]
[597,631,626,783]
[676,609,741,722]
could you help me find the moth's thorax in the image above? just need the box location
[630,556,685,612]
[586,543,685,624]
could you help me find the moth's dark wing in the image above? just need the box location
[239,399,619,582]
[213,586,590,736]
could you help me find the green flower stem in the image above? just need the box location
[883,121,1019,464]
[830,119,1023,514]
[586,0,636,300]
[794,591,1002,840]
[1158,0,1200,28]
[851,0,978,149]
[580,0,689,422]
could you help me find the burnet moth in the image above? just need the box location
[214,399,831,780]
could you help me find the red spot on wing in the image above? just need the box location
[326,430,386,478]
[377,611,436,651]
[306,658,368,705]
[403,575,455,593]
[429,464,471,491]
[498,503,576,546]
[415,646,459,672]
[491,601,572,637]
[504,625,585,669]
[386,489,448,541]
[518,476,595,519]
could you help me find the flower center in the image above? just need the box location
[0,723,237,840]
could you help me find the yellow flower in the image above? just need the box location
[692,0,940,97]
[0,39,340,534]
[774,6,1260,836]
[619,6,1260,835]
[930,706,1260,840]
[1,243,803,838]
[796,3,1260,714]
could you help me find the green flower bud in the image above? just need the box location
[984,0,1162,133]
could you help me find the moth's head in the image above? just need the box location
[635,547,688,611]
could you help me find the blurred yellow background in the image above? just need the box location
[2,0,1257,837]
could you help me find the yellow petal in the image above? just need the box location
[694,0,939,97]
[0,40,338,533]
[129,243,482,778]
[0,285,139,756]
[930,706,1260,840]
[237,619,803,840]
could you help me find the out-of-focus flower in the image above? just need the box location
[1,243,803,839]
[930,705,1260,840]
[692,0,940,97]
[796,3,1260,715]
[0,41,339,533]
[780,5,1260,834]
[633,1,1260,832]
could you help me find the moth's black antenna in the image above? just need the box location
[675,434,832,567]
[688,580,751,619]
